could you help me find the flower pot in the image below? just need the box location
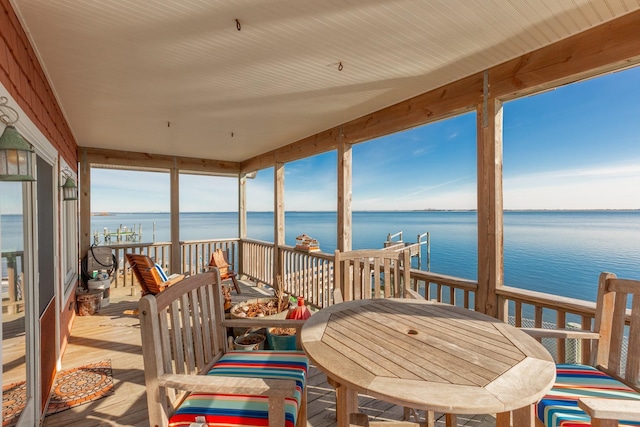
[234,333,266,351]
[266,327,297,350]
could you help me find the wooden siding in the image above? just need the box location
[0,0,77,168]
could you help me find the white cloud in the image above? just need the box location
[505,163,640,209]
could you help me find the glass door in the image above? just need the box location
[1,181,35,427]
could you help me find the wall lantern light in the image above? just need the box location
[61,167,78,201]
[0,96,35,181]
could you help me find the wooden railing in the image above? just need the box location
[2,250,24,313]
[240,238,274,286]
[110,243,173,289]
[99,237,613,364]
[406,269,477,309]
[281,247,334,308]
[497,285,597,364]
[180,238,239,275]
[109,239,239,290]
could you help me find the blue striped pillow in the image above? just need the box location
[154,263,169,282]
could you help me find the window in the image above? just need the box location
[61,194,78,295]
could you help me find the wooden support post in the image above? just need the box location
[170,165,180,274]
[79,149,100,292]
[79,149,91,261]
[476,90,504,317]
[274,162,285,287]
[238,174,247,276]
[337,129,352,252]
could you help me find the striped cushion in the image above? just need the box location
[537,364,640,427]
[169,351,308,427]
[154,263,169,282]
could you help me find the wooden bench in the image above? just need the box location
[139,270,308,427]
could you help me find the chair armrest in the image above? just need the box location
[404,288,425,300]
[579,398,640,422]
[520,328,600,340]
[222,318,307,330]
[158,373,296,397]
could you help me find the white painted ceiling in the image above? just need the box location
[11,0,640,163]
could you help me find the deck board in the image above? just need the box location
[36,281,497,426]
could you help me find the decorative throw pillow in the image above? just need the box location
[154,263,169,282]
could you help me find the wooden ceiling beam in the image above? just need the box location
[80,147,240,175]
[489,9,640,100]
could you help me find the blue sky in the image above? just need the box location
[3,66,639,214]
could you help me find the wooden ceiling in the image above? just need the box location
[11,0,640,168]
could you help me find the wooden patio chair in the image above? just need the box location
[522,272,640,427]
[207,248,241,294]
[125,253,184,295]
[139,270,308,427]
[333,248,411,301]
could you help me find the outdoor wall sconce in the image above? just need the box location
[0,96,35,181]
[61,167,78,201]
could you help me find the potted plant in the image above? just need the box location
[266,327,297,350]
[233,333,266,351]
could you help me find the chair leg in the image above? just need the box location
[231,274,241,294]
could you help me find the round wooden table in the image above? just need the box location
[301,298,556,427]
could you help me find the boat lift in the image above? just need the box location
[383,231,431,271]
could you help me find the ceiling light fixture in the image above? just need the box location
[60,167,78,201]
[0,96,35,181]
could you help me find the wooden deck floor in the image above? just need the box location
[41,281,497,427]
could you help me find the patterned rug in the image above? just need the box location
[2,360,114,426]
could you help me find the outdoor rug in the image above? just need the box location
[2,360,114,426]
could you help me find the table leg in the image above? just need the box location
[496,412,511,427]
[512,404,535,427]
[445,414,457,427]
[336,384,358,427]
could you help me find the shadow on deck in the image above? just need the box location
[42,280,496,427]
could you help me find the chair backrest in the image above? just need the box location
[139,272,225,425]
[333,249,411,301]
[593,272,640,389]
[209,249,230,275]
[125,253,164,295]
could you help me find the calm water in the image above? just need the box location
[2,210,639,302]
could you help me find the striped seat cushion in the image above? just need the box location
[169,351,308,427]
[537,364,640,427]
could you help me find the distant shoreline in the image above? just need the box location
[90,209,640,215]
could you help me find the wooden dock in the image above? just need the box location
[38,281,496,426]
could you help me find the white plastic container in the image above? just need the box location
[88,278,111,307]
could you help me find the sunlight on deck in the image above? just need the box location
[39,282,497,427]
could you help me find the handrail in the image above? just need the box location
[406,268,477,309]
[280,245,334,308]
[100,236,628,365]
